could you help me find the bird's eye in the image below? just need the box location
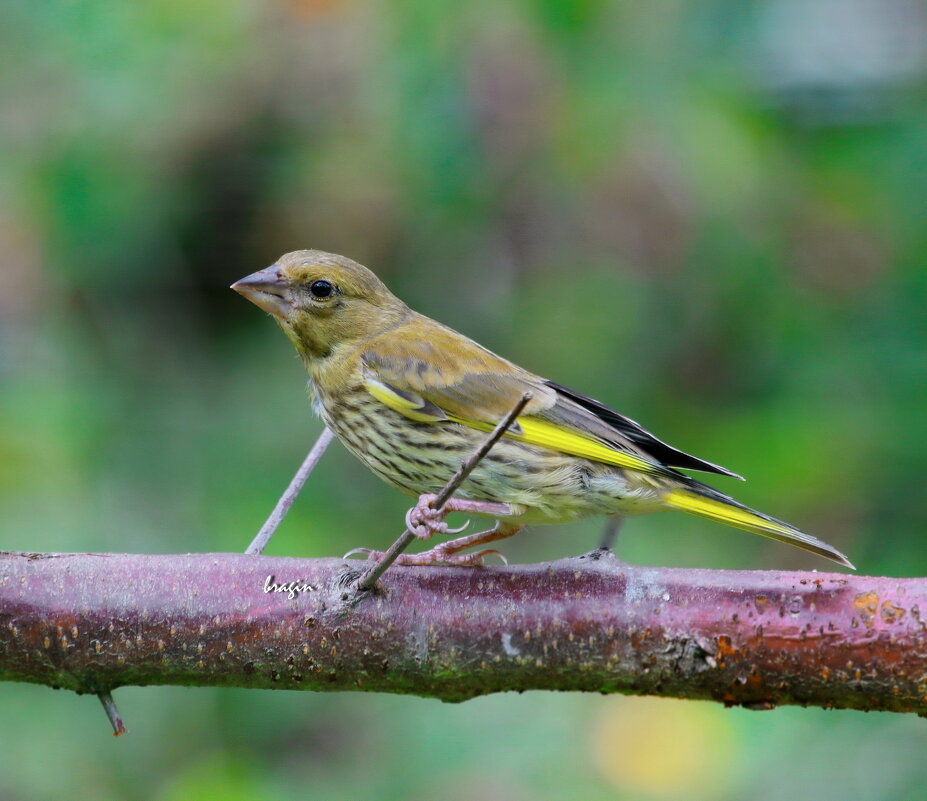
[309,280,334,299]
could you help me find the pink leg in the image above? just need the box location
[357,522,524,567]
[405,493,518,540]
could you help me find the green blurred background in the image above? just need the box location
[2,0,927,798]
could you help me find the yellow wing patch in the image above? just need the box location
[365,377,666,476]
[448,414,666,476]
[364,378,447,423]
[510,417,667,475]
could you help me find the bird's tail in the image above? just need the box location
[662,486,854,568]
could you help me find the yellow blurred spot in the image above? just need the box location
[590,696,739,799]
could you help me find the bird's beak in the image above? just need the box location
[231,266,291,319]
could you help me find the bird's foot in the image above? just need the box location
[344,546,508,567]
[597,516,625,552]
[344,521,523,567]
[404,494,517,541]
[405,494,468,539]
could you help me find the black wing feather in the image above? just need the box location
[543,380,743,479]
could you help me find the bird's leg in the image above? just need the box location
[405,493,516,540]
[355,521,524,567]
[598,516,624,551]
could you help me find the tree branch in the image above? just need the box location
[1,550,923,714]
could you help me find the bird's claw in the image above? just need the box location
[476,549,508,566]
[405,496,470,540]
[343,547,378,561]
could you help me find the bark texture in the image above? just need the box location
[1,550,924,713]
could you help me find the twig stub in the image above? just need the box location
[98,690,127,736]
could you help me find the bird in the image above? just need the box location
[231,250,853,569]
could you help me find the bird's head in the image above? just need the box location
[232,250,408,361]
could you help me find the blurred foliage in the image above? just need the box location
[2,0,927,799]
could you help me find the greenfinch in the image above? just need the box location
[232,250,852,569]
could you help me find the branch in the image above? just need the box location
[1,550,923,715]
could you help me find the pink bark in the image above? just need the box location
[1,550,924,713]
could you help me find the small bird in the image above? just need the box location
[232,250,853,569]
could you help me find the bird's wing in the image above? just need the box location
[359,321,730,480]
[542,381,743,479]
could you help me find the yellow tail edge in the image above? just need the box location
[663,489,854,569]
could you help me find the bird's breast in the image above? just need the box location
[317,383,471,496]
